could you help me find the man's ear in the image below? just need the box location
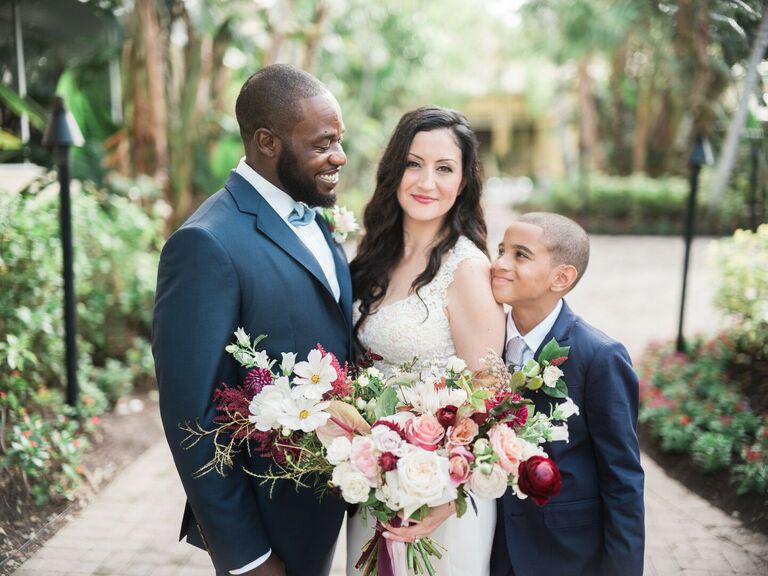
[550,264,578,294]
[253,128,281,159]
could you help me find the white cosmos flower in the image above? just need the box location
[280,352,297,375]
[248,377,292,431]
[291,349,337,399]
[277,397,331,433]
[542,365,564,388]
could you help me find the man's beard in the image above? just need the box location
[277,143,336,208]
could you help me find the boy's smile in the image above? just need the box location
[491,222,556,306]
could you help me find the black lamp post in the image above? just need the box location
[676,135,712,353]
[42,96,84,407]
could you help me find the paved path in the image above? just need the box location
[12,203,768,575]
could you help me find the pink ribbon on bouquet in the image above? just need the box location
[355,517,409,576]
[378,517,409,576]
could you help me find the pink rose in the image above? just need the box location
[448,417,479,447]
[404,414,445,451]
[488,424,524,474]
[448,447,473,487]
[349,436,380,484]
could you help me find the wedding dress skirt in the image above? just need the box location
[346,498,496,576]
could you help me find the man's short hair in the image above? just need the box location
[235,64,328,141]
[518,212,590,287]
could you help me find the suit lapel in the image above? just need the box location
[533,300,576,358]
[225,171,337,300]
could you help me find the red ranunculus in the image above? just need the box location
[379,451,399,471]
[517,456,562,506]
[436,405,458,429]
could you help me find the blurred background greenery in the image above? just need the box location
[0,0,767,505]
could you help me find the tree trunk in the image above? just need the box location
[302,0,329,74]
[632,54,654,174]
[610,42,629,175]
[709,6,768,206]
[576,56,603,174]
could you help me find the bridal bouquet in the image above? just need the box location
[182,330,578,576]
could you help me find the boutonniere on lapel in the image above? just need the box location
[510,338,570,399]
[321,205,359,244]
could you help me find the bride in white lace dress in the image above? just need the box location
[347,107,505,576]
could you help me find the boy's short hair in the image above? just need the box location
[518,212,590,287]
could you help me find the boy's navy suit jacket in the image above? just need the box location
[491,301,645,576]
[152,171,352,575]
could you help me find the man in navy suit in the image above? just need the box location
[152,65,351,576]
[489,212,644,576]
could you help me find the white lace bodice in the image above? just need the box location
[353,236,488,374]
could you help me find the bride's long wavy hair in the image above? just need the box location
[350,107,488,348]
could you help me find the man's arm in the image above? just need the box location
[584,340,645,576]
[153,226,271,573]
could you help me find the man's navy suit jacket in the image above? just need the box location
[491,301,645,576]
[152,171,352,575]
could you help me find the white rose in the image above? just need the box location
[326,436,352,465]
[468,465,509,499]
[280,352,297,375]
[446,356,467,373]
[357,375,370,388]
[549,424,570,443]
[542,365,564,388]
[371,425,404,454]
[396,446,456,518]
[332,462,370,504]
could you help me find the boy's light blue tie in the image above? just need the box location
[505,335,529,371]
[287,202,316,227]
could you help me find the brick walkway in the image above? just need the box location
[12,204,768,575]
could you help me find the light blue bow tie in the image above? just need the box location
[287,202,316,227]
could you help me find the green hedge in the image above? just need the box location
[520,174,759,235]
[0,175,163,504]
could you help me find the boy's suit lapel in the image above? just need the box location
[533,300,577,358]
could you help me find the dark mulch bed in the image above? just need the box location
[0,393,165,576]
[639,424,768,536]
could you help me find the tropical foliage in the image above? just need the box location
[0,176,163,503]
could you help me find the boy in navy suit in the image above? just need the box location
[489,212,644,576]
